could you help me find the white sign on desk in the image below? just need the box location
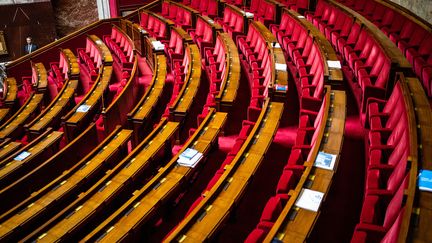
[14,151,31,161]
[275,63,287,71]
[76,104,91,113]
[295,188,324,212]
[314,151,337,170]
[177,148,203,168]
[151,41,165,51]
[327,60,342,69]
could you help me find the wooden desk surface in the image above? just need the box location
[170,44,202,115]
[65,66,112,124]
[33,122,178,242]
[249,21,289,97]
[0,93,44,140]
[0,130,63,185]
[88,34,114,65]
[28,79,79,133]
[4,77,17,106]
[404,76,432,242]
[33,62,48,92]
[130,54,166,121]
[164,101,284,242]
[81,111,227,242]
[0,129,132,241]
[0,139,21,162]
[61,49,80,77]
[0,108,9,125]
[216,32,240,107]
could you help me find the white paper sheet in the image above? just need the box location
[275,63,287,71]
[76,104,91,113]
[14,151,31,161]
[327,60,342,69]
[295,188,324,212]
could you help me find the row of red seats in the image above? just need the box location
[307,1,391,112]
[197,35,228,125]
[164,27,189,69]
[188,16,215,54]
[245,93,328,242]
[103,27,133,65]
[16,79,34,106]
[162,46,192,118]
[182,0,218,18]
[352,82,411,242]
[140,11,169,40]
[243,0,278,26]
[214,4,246,40]
[277,0,309,12]
[270,12,324,112]
[236,22,273,121]
[161,1,194,29]
[336,0,432,97]
[77,49,97,78]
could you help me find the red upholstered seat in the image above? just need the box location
[275,169,297,195]
[244,228,267,243]
[260,196,283,223]
[359,176,407,227]
[351,207,405,243]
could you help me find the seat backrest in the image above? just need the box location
[140,12,149,27]
[381,207,405,243]
[383,176,407,229]
[374,58,390,88]
[386,152,408,194]
[399,20,416,39]
[207,0,217,16]
[363,1,376,14]
[380,8,395,26]
[199,0,209,13]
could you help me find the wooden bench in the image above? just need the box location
[0,139,21,163]
[60,48,80,79]
[23,120,179,242]
[214,32,241,112]
[0,123,99,214]
[2,77,18,108]
[403,74,432,242]
[169,44,202,122]
[25,79,79,140]
[128,53,167,145]
[164,99,283,242]
[81,109,227,242]
[31,62,48,93]
[0,127,132,242]
[62,65,113,142]
[0,129,63,190]
[0,93,44,141]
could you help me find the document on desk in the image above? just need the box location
[14,151,31,161]
[327,60,342,69]
[418,169,432,192]
[295,188,324,212]
[314,151,337,170]
[76,104,91,113]
[177,148,203,168]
